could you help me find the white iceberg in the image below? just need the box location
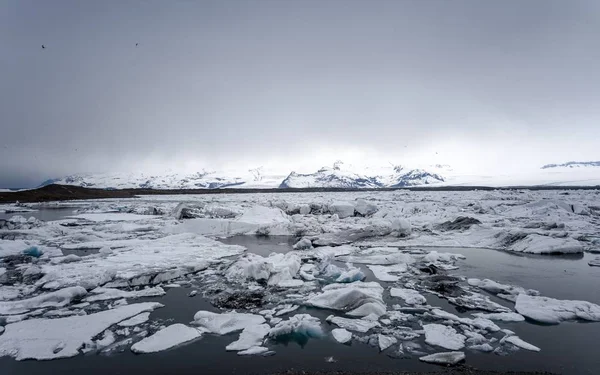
[419,351,465,365]
[331,328,352,344]
[367,263,408,282]
[0,286,87,315]
[85,286,165,302]
[390,288,426,305]
[423,324,466,350]
[326,315,380,333]
[515,294,600,324]
[226,323,270,351]
[378,334,397,351]
[118,312,151,327]
[131,324,203,353]
[305,281,386,317]
[472,312,525,322]
[268,314,323,339]
[193,311,266,335]
[503,335,540,352]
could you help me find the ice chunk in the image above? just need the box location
[367,264,407,282]
[472,312,525,322]
[504,335,540,352]
[238,346,269,355]
[94,330,116,349]
[355,199,378,216]
[391,218,411,236]
[22,246,43,258]
[226,253,272,282]
[326,315,380,333]
[275,304,299,317]
[118,312,151,327]
[268,314,323,339]
[419,351,465,365]
[448,291,511,312]
[378,334,397,351]
[193,311,266,335]
[467,278,539,300]
[335,264,365,283]
[305,281,386,317]
[423,324,466,350]
[131,324,203,353]
[293,238,313,250]
[431,309,500,332]
[390,288,426,305]
[328,202,355,219]
[85,287,165,302]
[469,343,494,352]
[0,286,87,315]
[0,302,163,360]
[299,204,311,215]
[508,234,583,254]
[331,328,352,344]
[515,294,600,324]
[226,323,270,351]
[337,248,414,265]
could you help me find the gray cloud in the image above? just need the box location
[1,0,599,187]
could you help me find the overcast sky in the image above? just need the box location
[1,0,599,188]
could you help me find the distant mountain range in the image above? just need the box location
[37,160,600,190]
[41,162,446,190]
[541,161,600,169]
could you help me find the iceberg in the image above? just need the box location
[419,351,466,365]
[226,323,270,351]
[131,324,203,353]
[423,324,466,350]
[326,315,380,333]
[305,281,386,317]
[193,311,266,335]
[515,294,600,324]
[268,314,323,339]
[331,328,352,344]
[390,288,426,305]
[0,286,87,315]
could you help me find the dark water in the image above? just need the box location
[2,238,600,375]
[0,207,76,221]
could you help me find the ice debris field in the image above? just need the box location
[0,189,600,368]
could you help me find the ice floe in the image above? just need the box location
[193,311,266,334]
[390,288,426,305]
[423,324,466,350]
[305,281,386,317]
[331,328,352,343]
[226,323,270,351]
[515,294,600,324]
[268,314,323,339]
[131,324,203,353]
[0,286,87,315]
[0,302,163,360]
[419,351,465,365]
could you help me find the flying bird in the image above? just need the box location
[135,43,139,47]
[41,45,45,49]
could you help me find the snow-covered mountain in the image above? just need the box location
[541,161,600,169]
[41,162,446,190]
[278,163,445,188]
[42,169,287,190]
[38,160,600,190]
